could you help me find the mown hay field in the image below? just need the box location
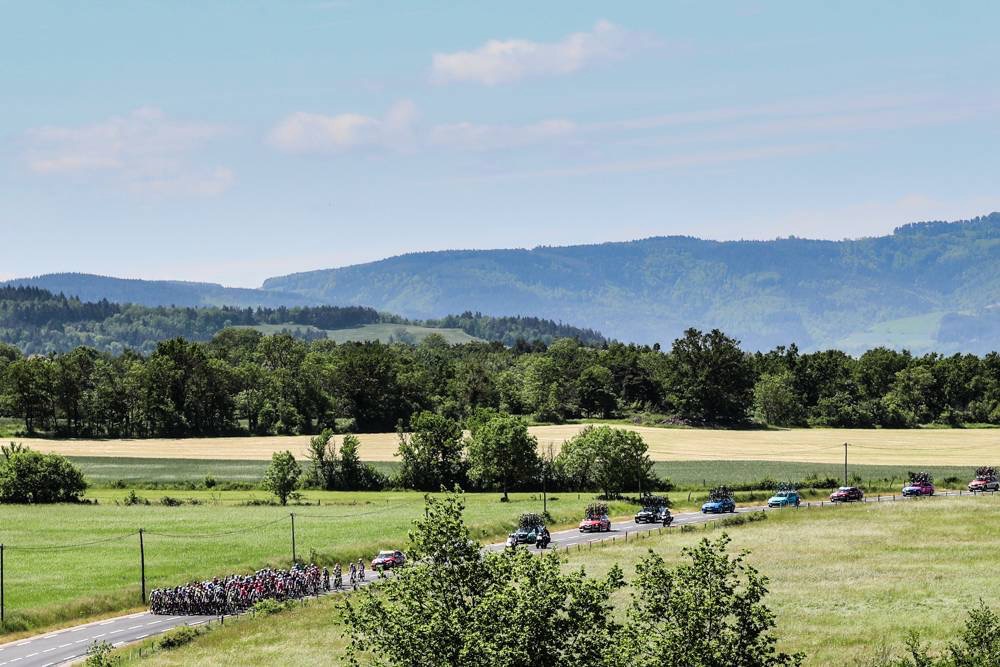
[20,424,1000,466]
[118,496,1000,666]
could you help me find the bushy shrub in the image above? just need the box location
[0,446,87,503]
[157,625,203,649]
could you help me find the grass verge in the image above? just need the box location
[114,495,1000,666]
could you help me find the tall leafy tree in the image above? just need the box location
[752,371,805,426]
[345,490,624,667]
[613,534,803,667]
[467,413,540,501]
[556,425,654,498]
[262,450,300,505]
[667,329,754,424]
[396,411,467,490]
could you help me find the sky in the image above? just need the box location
[2,1,999,287]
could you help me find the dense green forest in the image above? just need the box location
[0,286,604,354]
[262,213,1000,353]
[1,326,998,440]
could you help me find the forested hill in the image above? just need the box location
[263,213,1000,354]
[0,286,605,355]
[2,273,318,308]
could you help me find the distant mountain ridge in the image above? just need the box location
[2,273,318,308]
[9,214,1000,353]
[262,213,1000,353]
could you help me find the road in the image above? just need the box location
[0,490,979,666]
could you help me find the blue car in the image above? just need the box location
[701,497,736,513]
[767,491,801,508]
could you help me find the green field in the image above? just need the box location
[0,490,631,635]
[120,496,1000,666]
[66,456,977,493]
[232,322,481,344]
[836,311,946,354]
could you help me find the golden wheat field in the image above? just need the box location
[16,425,1000,466]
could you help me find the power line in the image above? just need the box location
[144,516,288,539]
[7,532,138,552]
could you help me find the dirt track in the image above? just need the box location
[17,425,1000,466]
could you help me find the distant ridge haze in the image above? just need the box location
[7,213,1000,353]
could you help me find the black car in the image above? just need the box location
[634,506,660,523]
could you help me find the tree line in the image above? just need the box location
[0,285,603,355]
[1,326,999,439]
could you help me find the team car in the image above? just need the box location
[701,497,736,513]
[767,490,801,508]
[579,514,612,532]
[634,506,661,523]
[371,550,406,570]
[969,477,1000,492]
[902,480,935,497]
[829,486,864,502]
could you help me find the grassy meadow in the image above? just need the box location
[118,495,1000,666]
[0,489,631,635]
[64,455,980,494]
[17,424,1000,466]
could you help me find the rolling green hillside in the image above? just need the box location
[264,213,1000,352]
[233,322,481,344]
[0,286,600,354]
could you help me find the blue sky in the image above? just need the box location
[2,1,998,286]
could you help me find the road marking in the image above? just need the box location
[127,625,144,630]
[40,648,55,653]
[99,620,114,626]
[58,643,72,648]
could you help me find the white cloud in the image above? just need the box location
[24,107,233,196]
[269,101,576,154]
[267,100,417,154]
[428,119,577,151]
[430,20,633,85]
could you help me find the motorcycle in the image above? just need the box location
[535,531,551,549]
[506,533,518,548]
[661,512,673,528]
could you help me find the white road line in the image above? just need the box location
[99,620,114,626]
[126,625,144,630]
[57,644,72,649]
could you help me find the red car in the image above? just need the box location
[969,477,1000,492]
[371,550,406,569]
[902,481,935,497]
[579,514,611,533]
[830,486,864,502]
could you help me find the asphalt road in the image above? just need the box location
[0,489,979,666]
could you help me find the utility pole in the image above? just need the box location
[638,453,643,499]
[139,529,146,605]
[290,513,297,564]
[844,442,849,487]
[1,543,5,626]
